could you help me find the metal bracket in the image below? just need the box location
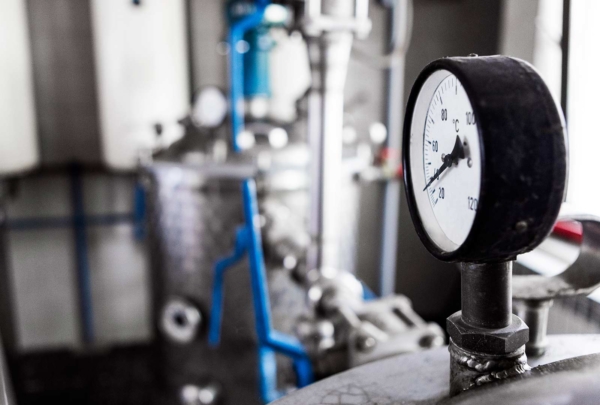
[513,215,600,356]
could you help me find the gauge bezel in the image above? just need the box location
[403,56,567,263]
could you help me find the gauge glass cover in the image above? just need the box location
[409,70,482,253]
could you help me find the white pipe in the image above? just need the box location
[305,0,322,19]
[355,0,369,22]
[380,0,411,296]
[307,31,353,272]
[0,0,39,175]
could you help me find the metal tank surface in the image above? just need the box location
[144,146,311,404]
[271,335,600,405]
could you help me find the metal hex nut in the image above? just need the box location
[447,312,529,355]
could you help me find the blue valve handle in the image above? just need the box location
[209,1,314,402]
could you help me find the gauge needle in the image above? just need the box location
[423,135,466,191]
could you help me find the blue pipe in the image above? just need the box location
[133,181,146,240]
[361,281,378,301]
[69,164,94,344]
[209,1,314,402]
[259,347,282,403]
[209,183,314,401]
[208,226,249,345]
[228,0,269,152]
[243,27,272,98]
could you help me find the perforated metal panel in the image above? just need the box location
[146,162,308,404]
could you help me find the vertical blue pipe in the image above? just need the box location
[133,181,146,241]
[243,27,272,98]
[69,163,94,344]
[228,0,269,152]
[242,180,273,341]
[225,1,314,400]
[228,0,272,341]
[209,226,249,346]
[258,346,281,403]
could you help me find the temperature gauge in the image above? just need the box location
[403,55,567,262]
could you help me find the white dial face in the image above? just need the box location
[409,70,482,252]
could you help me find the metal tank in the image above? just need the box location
[271,335,600,405]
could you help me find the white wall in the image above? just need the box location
[91,0,190,170]
[566,0,600,214]
[500,0,563,102]
[0,0,39,175]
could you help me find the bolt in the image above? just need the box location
[419,334,444,348]
[180,383,220,405]
[356,335,377,352]
[467,157,473,168]
[283,255,297,270]
[515,221,528,233]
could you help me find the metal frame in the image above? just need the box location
[4,166,146,345]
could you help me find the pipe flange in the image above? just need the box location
[160,297,203,344]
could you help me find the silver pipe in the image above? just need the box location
[307,31,353,271]
[355,0,369,21]
[306,0,357,272]
[379,0,410,296]
[517,299,553,357]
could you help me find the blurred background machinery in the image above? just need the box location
[0,0,599,404]
[146,2,443,402]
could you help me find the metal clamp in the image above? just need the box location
[513,215,600,356]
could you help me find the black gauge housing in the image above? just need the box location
[403,55,567,263]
